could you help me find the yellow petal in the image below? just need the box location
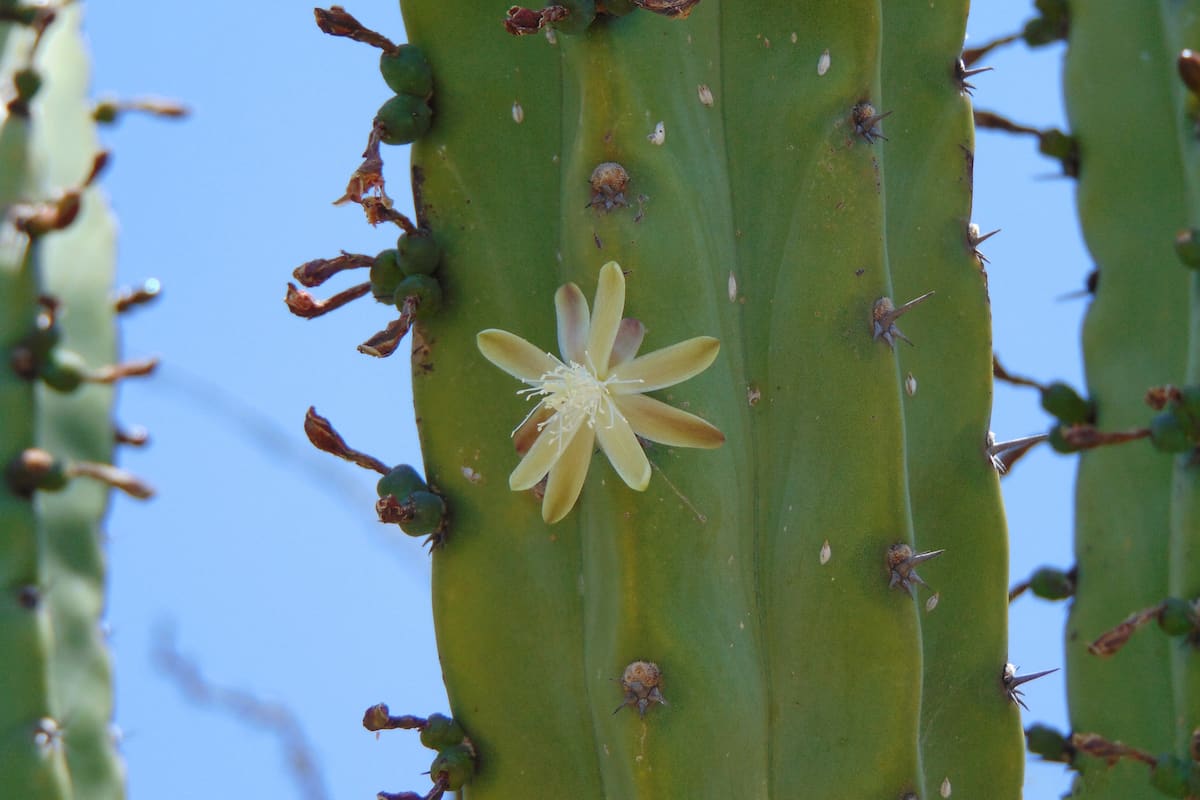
[616,393,725,449]
[510,416,580,491]
[586,262,625,378]
[555,282,589,364]
[608,318,645,369]
[513,405,556,456]
[595,402,652,490]
[611,336,720,394]
[542,424,596,523]
[478,329,558,382]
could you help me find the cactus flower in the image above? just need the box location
[477,261,724,523]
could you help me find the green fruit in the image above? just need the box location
[1175,228,1200,268]
[1157,597,1198,637]
[397,231,441,276]
[550,0,596,34]
[394,273,443,318]
[1048,423,1079,454]
[1029,567,1074,600]
[1024,724,1072,763]
[39,348,88,393]
[376,464,427,500]
[1041,382,1093,425]
[370,248,403,302]
[429,744,475,791]
[1150,755,1191,798]
[1150,410,1195,453]
[398,490,447,537]
[419,713,466,750]
[379,44,433,98]
[374,94,432,145]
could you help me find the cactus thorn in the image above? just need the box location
[887,543,944,596]
[1002,663,1058,710]
[986,431,1048,473]
[872,291,934,349]
[852,102,892,143]
[614,660,667,717]
[955,59,993,95]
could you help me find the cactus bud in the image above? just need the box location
[5,448,69,494]
[1029,566,1075,600]
[389,490,447,537]
[1150,410,1195,453]
[1025,724,1073,763]
[375,94,433,145]
[1175,229,1200,268]
[370,249,403,301]
[376,464,427,500]
[419,713,466,751]
[1041,382,1094,425]
[397,231,441,276]
[39,348,88,392]
[379,44,433,98]
[394,273,442,318]
[1157,597,1198,637]
[429,743,475,791]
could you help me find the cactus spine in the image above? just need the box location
[1,6,139,798]
[301,2,1029,797]
[1057,2,1200,797]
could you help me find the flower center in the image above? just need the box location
[517,355,639,448]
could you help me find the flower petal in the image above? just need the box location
[595,401,652,490]
[586,262,625,378]
[478,329,559,382]
[555,282,589,364]
[542,424,596,523]
[616,393,725,449]
[608,318,645,369]
[513,404,556,456]
[610,336,720,394]
[510,416,580,491]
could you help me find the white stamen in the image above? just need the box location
[516,354,639,453]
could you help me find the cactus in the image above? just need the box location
[1,6,150,798]
[1054,3,1200,798]
[294,2,1038,797]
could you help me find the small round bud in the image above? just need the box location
[377,464,427,501]
[1040,382,1093,425]
[397,490,447,537]
[39,348,88,393]
[370,249,403,302]
[1158,597,1198,637]
[1047,423,1079,454]
[1150,411,1195,453]
[379,44,433,99]
[419,713,466,751]
[1029,567,1074,600]
[1024,724,1072,763]
[374,95,433,146]
[397,231,441,276]
[5,449,69,494]
[429,743,475,791]
[1175,229,1200,268]
[394,274,443,318]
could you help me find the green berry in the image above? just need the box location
[397,231,441,276]
[550,0,596,34]
[429,744,475,791]
[379,44,433,98]
[39,348,88,393]
[374,94,432,146]
[1150,410,1195,453]
[419,713,466,751]
[1041,382,1093,425]
[1047,423,1079,454]
[394,273,443,318]
[376,464,427,500]
[1175,229,1200,268]
[1150,754,1192,798]
[370,249,403,302]
[1029,567,1074,600]
[398,490,447,537]
[1158,597,1198,637]
[5,449,69,494]
[1024,724,1072,763]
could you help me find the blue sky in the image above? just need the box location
[83,2,1082,797]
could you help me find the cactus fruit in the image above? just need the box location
[1,6,153,799]
[298,2,1030,797]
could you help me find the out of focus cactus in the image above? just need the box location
[295,3,1043,798]
[1,6,151,798]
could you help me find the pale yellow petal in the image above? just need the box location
[478,329,558,382]
[555,282,589,364]
[616,393,725,449]
[608,318,645,369]
[542,424,596,524]
[586,262,625,378]
[510,416,580,491]
[595,402,652,490]
[611,336,720,394]
[513,405,556,456]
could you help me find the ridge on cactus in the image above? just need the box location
[477,260,724,523]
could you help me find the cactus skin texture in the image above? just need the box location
[340,1,1025,797]
[0,7,126,799]
[1062,2,1200,798]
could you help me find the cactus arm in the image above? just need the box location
[1063,1,1200,795]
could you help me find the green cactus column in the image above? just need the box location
[318,1,1025,796]
[0,6,135,799]
[1062,1,1200,797]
